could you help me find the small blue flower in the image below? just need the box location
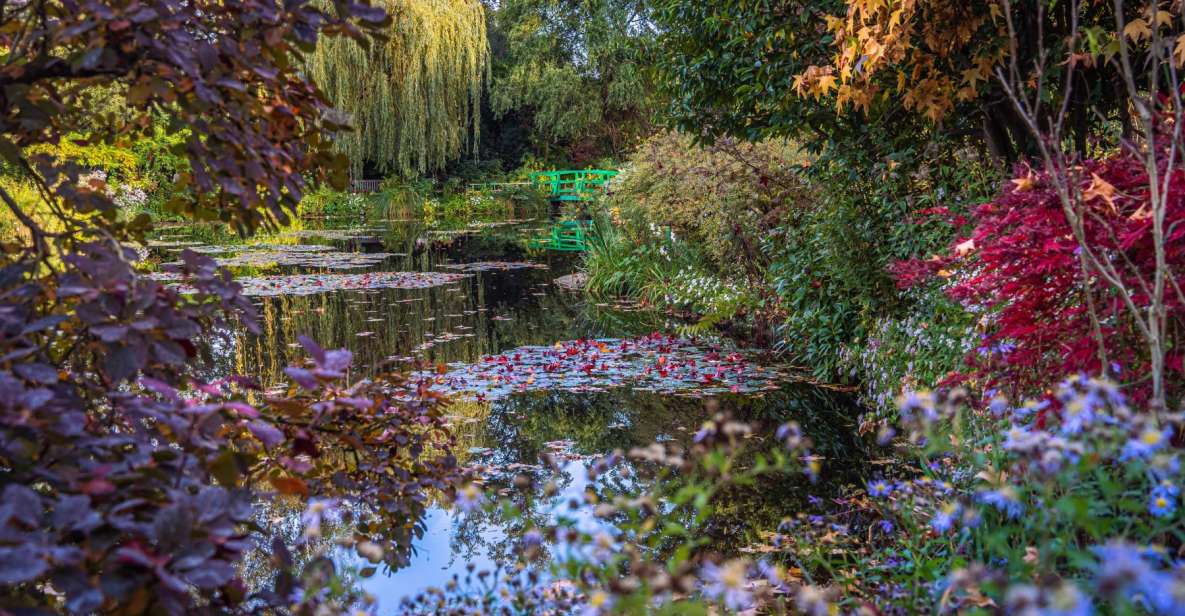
[1059,397,1097,434]
[1044,582,1093,616]
[987,395,1009,417]
[1150,485,1178,518]
[878,519,894,534]
[1121,427,1172,461]
[931,502,960,533]
[454,483,484,513]
[977,488,1025,519]
[868,479,893,498]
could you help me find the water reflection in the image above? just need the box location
[155,219,868,610]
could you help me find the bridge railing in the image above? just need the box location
[528,170,618,201]
[349,179,383,193]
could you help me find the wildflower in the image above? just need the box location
[1093,542,1153,594]
[1149,455,1181,481]
[693,422,716,444]
[1139,573,1185,615]
[868,479,893,498]
[700,559,754,611]
[987,394,1009,417]
[1039,449,1066,474]
[454,483,484,513]
[1013,398,1050,419]
[523,529,543,548]
[1003,425,1045,454]
[301,498,341,538]
[795,585,834,616]
[878,519,894,534]
[580,590,613,616]
[757,560,789,593]
[589,531,618,564]
[1059,396,1097,435]
[1121,427,1172,461]
[898,390,937,421]
[777,421,804,449]
[1041,583,1093,616]
[1149,485,1177,518]
[931,502,960,533]
[803,454,822,483]
[977,487,1025,519]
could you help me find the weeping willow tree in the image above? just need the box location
[308,0,489,177]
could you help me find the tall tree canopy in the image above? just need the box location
[653,0,1174,165]
[308,0,490,176]
[487,0,656,162]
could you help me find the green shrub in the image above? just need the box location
[603,131,808,280]
[768,142,996,386]
[840,287,978,410]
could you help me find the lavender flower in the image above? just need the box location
[868,479,893,498]
[301,498,341,539]
[454,483,485,513]
[1149,485,1177,518]
[977,487,1025,519]
[931,502,960,533]
[1120,427,1172,461]
[699,559,754,611]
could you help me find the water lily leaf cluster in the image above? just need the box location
[415,333,784,400]
[159,270,470,297]
[437,261,548,273]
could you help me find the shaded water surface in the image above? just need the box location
[151,219,868,611]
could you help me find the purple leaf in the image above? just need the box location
[0,546,47,584]
[248,421,284,448]
[91,324,128,342]
[14,363,58,384]
[297,335,325,365]
[284,367,318,390]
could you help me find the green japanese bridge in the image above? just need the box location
[470,169,618,202]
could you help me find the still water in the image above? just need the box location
[150,218,867,611]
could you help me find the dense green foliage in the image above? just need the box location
[485,0,656,164]
[586,128,993,396]
[308,0,490,176]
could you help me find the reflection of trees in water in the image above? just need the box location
[238,496,361,599]
[442,383,868,569]
[217,266,599,389]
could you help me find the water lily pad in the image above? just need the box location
[413,333,785,400]
[554,272,587,291]
[282,229,382,242]
[147,240,205,249]
[157,271,469,297]
[437,261,548,273]
[176,243,336,255]
[170,250,398,270]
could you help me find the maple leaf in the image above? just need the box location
[1123,18,1152,43]
[1153,9,1173,28]
[815,73,838,95]
[1082,172,1118,213]
[1011,174,1037,192]
[1174,34,1185,67]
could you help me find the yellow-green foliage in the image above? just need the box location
[0,177,62,240]
[28,138,138,179]
[603,131,810,277]
[308,0,490,177]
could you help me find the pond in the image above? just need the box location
[147,217,869,611]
